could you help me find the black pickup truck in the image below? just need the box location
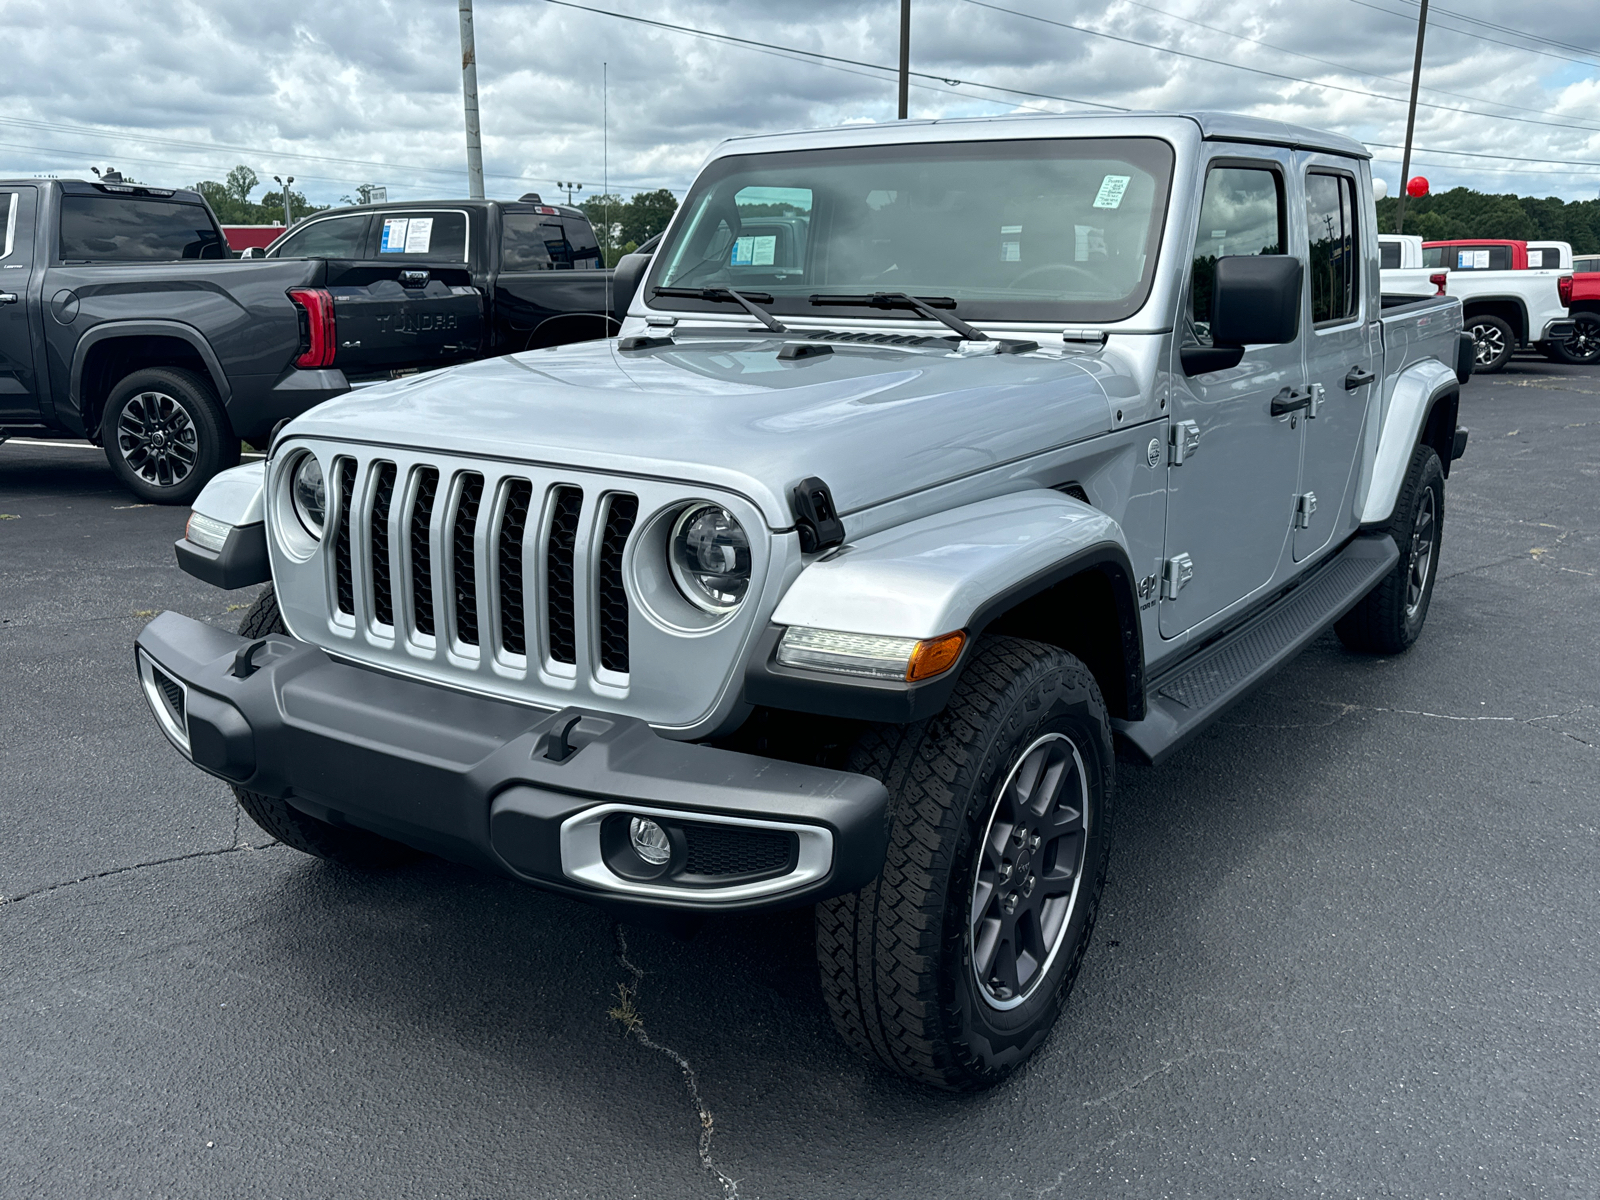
[0,181,616,504]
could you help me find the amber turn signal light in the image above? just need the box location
[906,631,966,682]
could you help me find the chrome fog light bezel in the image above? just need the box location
[137,650,191,756]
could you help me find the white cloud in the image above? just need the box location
[2,0,1599,205]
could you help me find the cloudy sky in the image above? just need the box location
[5,0,1600,208]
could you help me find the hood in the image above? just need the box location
[287,335,1119,527]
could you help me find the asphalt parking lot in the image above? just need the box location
[3,357,1597,1200]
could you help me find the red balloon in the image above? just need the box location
[1406,175,1430,198]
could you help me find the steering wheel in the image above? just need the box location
[1007,262,1101,290]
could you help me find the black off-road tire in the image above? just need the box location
[1336,444,1445,655]
[233,787,418,868]
[816,636,1114,1091]
[1549,312,1600,366]
[100,367,239,506]
[230,584,415,867]
[237,584,288,638]
[1466,315,1515,374]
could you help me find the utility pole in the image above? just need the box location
[1394,0,1429,236]
[459,0,486,200]
[898,0,911,119]
[273,175,295,227]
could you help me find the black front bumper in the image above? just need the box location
[134,612,889,912]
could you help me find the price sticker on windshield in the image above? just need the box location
[1093,175,1131,209]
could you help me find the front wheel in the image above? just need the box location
[816,637,1114,1090]
[1336,444,1444,655]
[100,367,238,505]
[1549,312,1600,366]
[1467,315,1515,374]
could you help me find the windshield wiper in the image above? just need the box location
[807,292,989,341]
[652,286,788,333]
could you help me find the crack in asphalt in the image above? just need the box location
[1223,701,1597,748]
[610,923,741,1199]
[0,840,279,907]
[1081,1048,1249,1108]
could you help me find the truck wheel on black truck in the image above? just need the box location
[135,112,1472,1089]
[0,181,616,504]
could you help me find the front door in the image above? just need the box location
[1162,154,1305,638]
[1295,159,1377,562]
[0,186,40,419]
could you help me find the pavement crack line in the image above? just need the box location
[0,842,271,907]
[1222,702,1596,748]
[610,923,740,1200]
[1082,1048,1248,1108]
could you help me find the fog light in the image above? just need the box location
[185,511,232,552]
[629,817,672,865]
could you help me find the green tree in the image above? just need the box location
[621,188,678,244]
[1377,186,1600,252]
[225,165,259,204]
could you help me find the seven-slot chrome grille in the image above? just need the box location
[270,443,778,734]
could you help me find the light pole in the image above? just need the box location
[1394,0,1429,236]
[273,175,295,227]
[459,0,486,200]
[558,181,584,206]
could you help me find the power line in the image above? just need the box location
[1366,0,1600,63]
[1346,0,1600,71]
[1370,156,1600,179]
[1366,141,1600,169]
[961,0,1600,135]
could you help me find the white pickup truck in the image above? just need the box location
[1379,234,1575,372]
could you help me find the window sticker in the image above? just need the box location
[1093,175,1131,209]
[1000,225,1022,263]
[380,218,409,252]
[1458,248,1490,269]
[404,217,434,254]
[731,234,776,266]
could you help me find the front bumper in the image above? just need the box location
[134,612,889,912]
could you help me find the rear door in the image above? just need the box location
[0,187,41,418]
[1294,159,1377,562]
[1162,152,1306,638]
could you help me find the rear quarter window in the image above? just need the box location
[270,214,370,259]
[373,211,468,262]
[1380,241,1402,270]
[59,196,225,261]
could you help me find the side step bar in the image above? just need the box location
[1113,533,1399,766]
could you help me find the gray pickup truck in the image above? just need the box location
[136,112,1471,1090]
[0,181,613,504]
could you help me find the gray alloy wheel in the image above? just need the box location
[1469,316,1514,373]
[1404,488,1437,620]
[969,732,1090,1009]
[116,390,199,489]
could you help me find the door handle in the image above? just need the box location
[0,292,18,305]
[1344,366,1376,390]
[1270,387,1313,417]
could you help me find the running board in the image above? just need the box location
[1112,534,1399,766]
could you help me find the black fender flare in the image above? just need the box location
[69,319,230,435]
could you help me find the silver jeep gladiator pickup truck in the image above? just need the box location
[136,112,1471,1090]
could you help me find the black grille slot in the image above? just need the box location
[498,480,533,656]
[333,458,356,615]
[370,463,397,626]
[409,467,440,637]
[1054,481,1091,505]
[682,824,795,878]
[597,495,637,674]
[545,486,583,665]
[452,473,485,647]
[154,668,185,727]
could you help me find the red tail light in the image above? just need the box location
[287,287,336,368]
[1429,272,1448,296]
[1558,275,1574,307]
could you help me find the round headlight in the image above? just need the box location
[669,504,751,613]
[290,454,326,539]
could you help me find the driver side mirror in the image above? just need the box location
[239,246,265,259]
[1182,254,1303,375]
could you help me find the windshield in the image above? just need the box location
[647,137,1175,325]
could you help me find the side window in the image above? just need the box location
[271,215,369,259]
[1421,245,1446,269]
[1189,166,1284,345]
[1306,172,1358,325]
[59,197,226,261]
[373,211,469,262]
[1379,241,1401,270]
[1451,246,1510,271]
[562,217,603,269]
[500,213,565,270]
[0,193,16,259]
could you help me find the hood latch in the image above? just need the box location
[791,477,845,553]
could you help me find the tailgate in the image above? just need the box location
[323,262,486,375]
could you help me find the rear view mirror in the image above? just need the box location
[1182,254,1303,375]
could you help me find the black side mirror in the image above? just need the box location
[611,242,659,317]
[1182,254,1303,375]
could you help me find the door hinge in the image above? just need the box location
[1161,553,1194,600]
[1307,383,1325,419]
[1294,492,1318,529]
[1169,420,1200,465]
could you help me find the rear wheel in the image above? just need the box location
[1467,315,1515,374]
[816,637,1113,1090]
[1549,312,1600,366]
[1336,444,1444,654]
[100,367,238,505]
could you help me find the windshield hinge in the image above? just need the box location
[1061,328,1108,346]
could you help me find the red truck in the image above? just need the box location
[1422,238,1596,365]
